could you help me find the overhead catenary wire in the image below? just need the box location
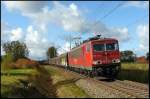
[92,1,148,35]
[91,1,127,36]
[68,2,126,45]
[93,1,148,28]
[61,1,146,51]
[93,1,127,27]
[100,2,125,19]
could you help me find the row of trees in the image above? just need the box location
[2,41,149,63]
[121,50,136,62]
[121,50,149,62]
[1,40,57,62]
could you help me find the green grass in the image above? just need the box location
[44,66,90,98]
[121,63,149,70]
[1,76,25,85]
[1,68,44,98]
[1,66,90,98]
[117,63,149,84]
[1,75,27,98]
[44,66,61,76]
[1,69,37,76]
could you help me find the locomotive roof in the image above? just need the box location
[81,34,117,44]
[70,37,118,51]
[50,35,118,59]
[90,38,118,42]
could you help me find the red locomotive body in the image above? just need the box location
[49,35,121,77]
[68,41,92,70]
[91,38,120,65]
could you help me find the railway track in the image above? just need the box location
[93,79,149,98]
[49,65,149,98]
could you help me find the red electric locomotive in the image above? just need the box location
[49,35,121,78]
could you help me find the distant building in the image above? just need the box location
[136,56,148,63]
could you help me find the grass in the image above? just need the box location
[1,76,26,85]
[1,68,44,98]
[117,63,149,84]
[44,66,62,76]
[1,75,27,98]
[1,66,90,98]
[44,66,90,98]
[121,63,149,70]
[1,69,37,76]
[3,63,147,98]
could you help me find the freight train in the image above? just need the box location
[49,35,121,78]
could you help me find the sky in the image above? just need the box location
[1,1,149,60]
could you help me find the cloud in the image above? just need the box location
[1,22,24,42]
[10,28,24,41]
[3,1,84,33]
[2,1,49,13]
[2,1,131,58]
[70,3,79,16]
[1,22,24,56]
[1,22,11,43]
[25,25,52,60]
[1,22,52,60]
[57,42,70,55]
[50,2,130,42]
[136,24,149,52]
[90,23,130,42]
[124,1,149,8]
[3,1,130,42]
[110,27,130,42]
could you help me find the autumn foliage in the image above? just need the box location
[10,58,39,69]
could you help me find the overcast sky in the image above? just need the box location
[1,1,149,60]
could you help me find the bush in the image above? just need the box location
[10,58,39,69]
[1,53,13,73]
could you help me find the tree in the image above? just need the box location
[121,50,136,62]
[2,41,29,61]
[146,52,149,61]
[46,46,57,59]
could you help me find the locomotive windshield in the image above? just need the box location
[93,44,105,51]
[93,42,119,51]
[106,43,119,51]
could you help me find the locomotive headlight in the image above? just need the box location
[115,59,120,63]
[112,59,120,63]
[93,61,97,65]
[93,61,101,65]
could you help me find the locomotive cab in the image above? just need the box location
[91,38,121,77]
